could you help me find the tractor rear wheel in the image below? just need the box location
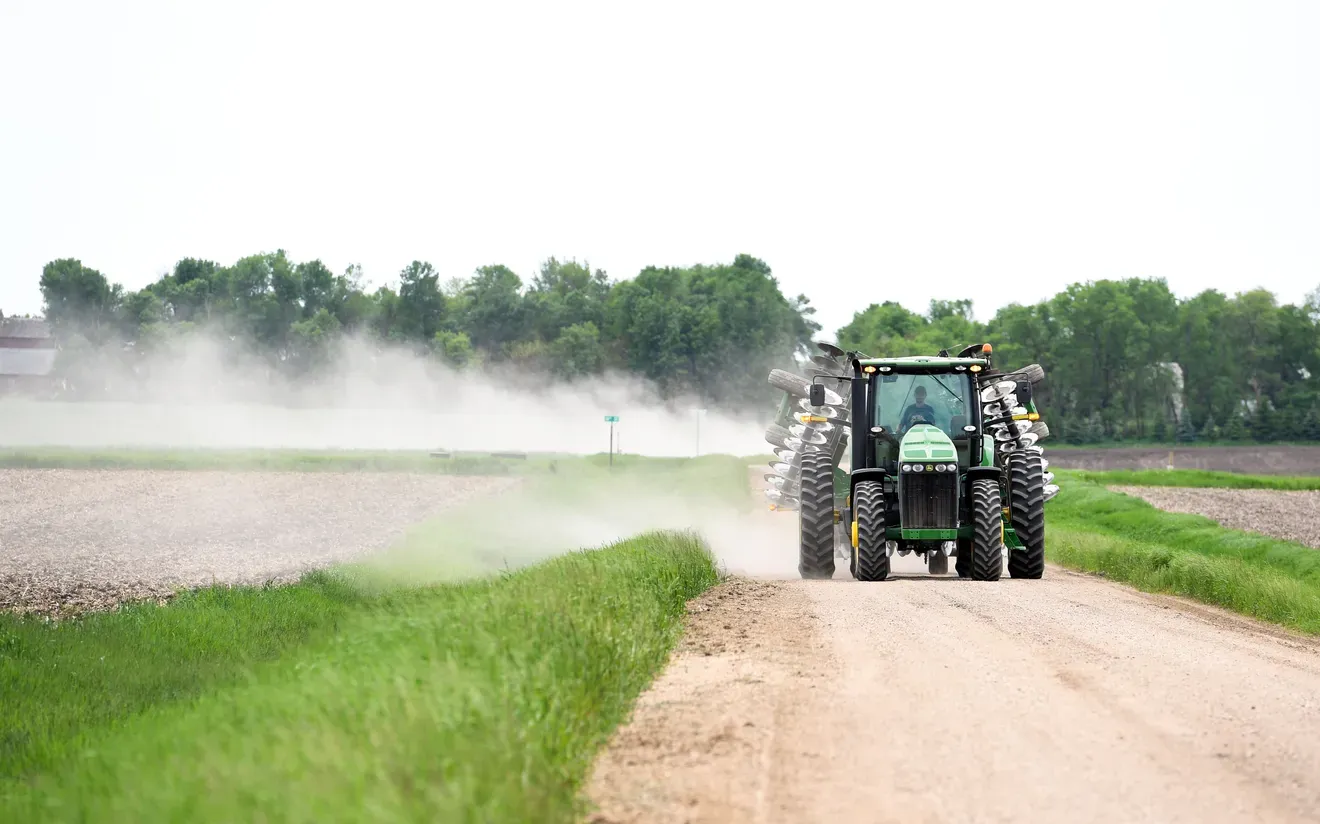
[797,451,835,579]
[851,480,890,581]
[927,550,949,575]
[1007,452,1046,579]
[969,478,1003,581]
[769,368,812,398]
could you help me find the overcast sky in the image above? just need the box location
[1,0,1316,335]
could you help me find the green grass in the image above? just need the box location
[1,532,716,822]
[0,575,368,780]
[0,447,517,474]
[1046,479,1320,634]
[1060,468,1320,490]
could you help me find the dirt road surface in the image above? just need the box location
[589,553,1320,823]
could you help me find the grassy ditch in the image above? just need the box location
[0,531,718,822]
[0,575,368,780]
[1047,479,1320,634]
[1061,468,1320,490]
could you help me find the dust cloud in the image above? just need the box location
[370,470,802,584]
[0,330,769,457]
[0,329,808,592]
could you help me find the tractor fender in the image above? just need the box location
[964,466,1001,483]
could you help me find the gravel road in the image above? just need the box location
[589,560,1320,823]
[1111,485,1320,549]
[0,469,514,615]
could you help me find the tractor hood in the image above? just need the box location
[898,424,958,463]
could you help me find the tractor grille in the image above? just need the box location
[900,472,958,529]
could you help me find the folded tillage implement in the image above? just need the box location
[763,342,1058,581]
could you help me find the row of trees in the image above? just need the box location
[35,253,820,408]
[27,254,1320,440]
[838,280,1320,444]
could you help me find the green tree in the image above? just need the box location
[547,322,605,379]
[1221,410,1248,441]
[39,258,123,342]
[462,265,526,353]
[395,261,447,343]
[431,330,474,368]
[288,309,342,372]
[525,258,611,342]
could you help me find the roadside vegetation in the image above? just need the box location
[2,532,716,822]
[1061,468,1320,491]
[1047,477,1320,635]
[0,453,735,821]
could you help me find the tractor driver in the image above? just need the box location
[900,385,938,432]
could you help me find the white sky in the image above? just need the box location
[1,0,1316,336]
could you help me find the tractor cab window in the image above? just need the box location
[874,372,972,438]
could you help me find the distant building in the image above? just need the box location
[0,317,57,393]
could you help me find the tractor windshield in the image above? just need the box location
[873,372,972,438]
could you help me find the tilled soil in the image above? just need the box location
[587,564,1320,824]
[1112,485,1320,548]
[1049,445,1320,474]
[0,469,515,616]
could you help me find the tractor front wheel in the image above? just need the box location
[797,452,836,579]
[851,480,890,581]
[969,478,1003,581]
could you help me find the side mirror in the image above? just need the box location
[809,383,826,407]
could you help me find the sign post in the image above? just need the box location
[604,415,620,466]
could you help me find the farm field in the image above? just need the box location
[1111,485,1320,549]
[1047,444,1320,474]
[0,468,514,615]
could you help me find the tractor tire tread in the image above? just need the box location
[1007,452,1046,579]
[970,478,1003,581]
[797,451,835,579]
[1005,363,1046,386]
[852,480,890,581]
[769,368,813,399]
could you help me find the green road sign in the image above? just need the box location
[604,415,620,422]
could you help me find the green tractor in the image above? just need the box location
[796,343,1053,581]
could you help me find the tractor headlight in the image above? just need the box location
[901,464,911,472]
[912,463,924,472]
[935,463,948,472]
